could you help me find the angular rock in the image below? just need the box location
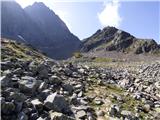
[31,99,43,111]
[49,111,75,120]
[109,104,120,117]
[1,101,15,115]
[18,76,40,94]
[9,92,27,102]
[1,76,11,87]
[39,89,52,100]
[121,110,133,118]
[76,110,86,119]
[37,64,49,79]
[30,112,39,120]
[14,101,23,113]
[49,75,62,85]
[17,112,28,120]
[94,97,103,105]
[62,84,73,95]
[38,82,48,92]
[37,117,45,120]
[44,92,71,113]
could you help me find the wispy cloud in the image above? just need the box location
[98,0,122,27]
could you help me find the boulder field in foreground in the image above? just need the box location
[1,57,160,120]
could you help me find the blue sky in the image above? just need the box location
[16,0,160,43]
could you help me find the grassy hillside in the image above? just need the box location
[1,38,48,62]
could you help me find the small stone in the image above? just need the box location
[74,84,82,90]
[80,98,88,105]
[31,99,43,111]
[62,84,73,95]
[49,75,62,85]
[37,117,45,120]
[78,91,83,97]
[30,112,39,120]
[121,110,132,117]
[109,104,120,117]
[17,112,28,120]
[78,68,85,74]
[96,110,105,116]
[38,82,48,92]
[39,89,52,100]
[94,98,103,105]
[70,93,78,105]
[143,104,150,113]
[49,111,75,120]
[76,110,86,119]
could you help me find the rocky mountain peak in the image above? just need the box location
[81,26,159,54]
[32,2,46,7]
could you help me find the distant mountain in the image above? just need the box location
[81,26,160,54]
[1,1,81,59]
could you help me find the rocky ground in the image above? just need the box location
[1,39,160,120]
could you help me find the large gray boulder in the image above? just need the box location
[9,92,27,102]
[44,92,71,113]
[1,76,11,87]
[37,64,49,79]
[18,76,40,94]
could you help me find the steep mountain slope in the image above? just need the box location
[81,27,159,54]
[1,1,81,59]
[1,1,45,45]
[24,2,81,59]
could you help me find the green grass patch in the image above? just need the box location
[93,57,113,63]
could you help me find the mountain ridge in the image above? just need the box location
[81,26,160,55]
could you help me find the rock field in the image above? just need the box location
[1,39,160,120]
[1,57,160,120]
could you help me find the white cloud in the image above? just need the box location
[98,0,122,27]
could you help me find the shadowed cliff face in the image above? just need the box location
[1,1,81,60]
[81,26,159,54]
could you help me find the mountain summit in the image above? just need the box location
[81,26,159,54]
[1,1,81,59]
